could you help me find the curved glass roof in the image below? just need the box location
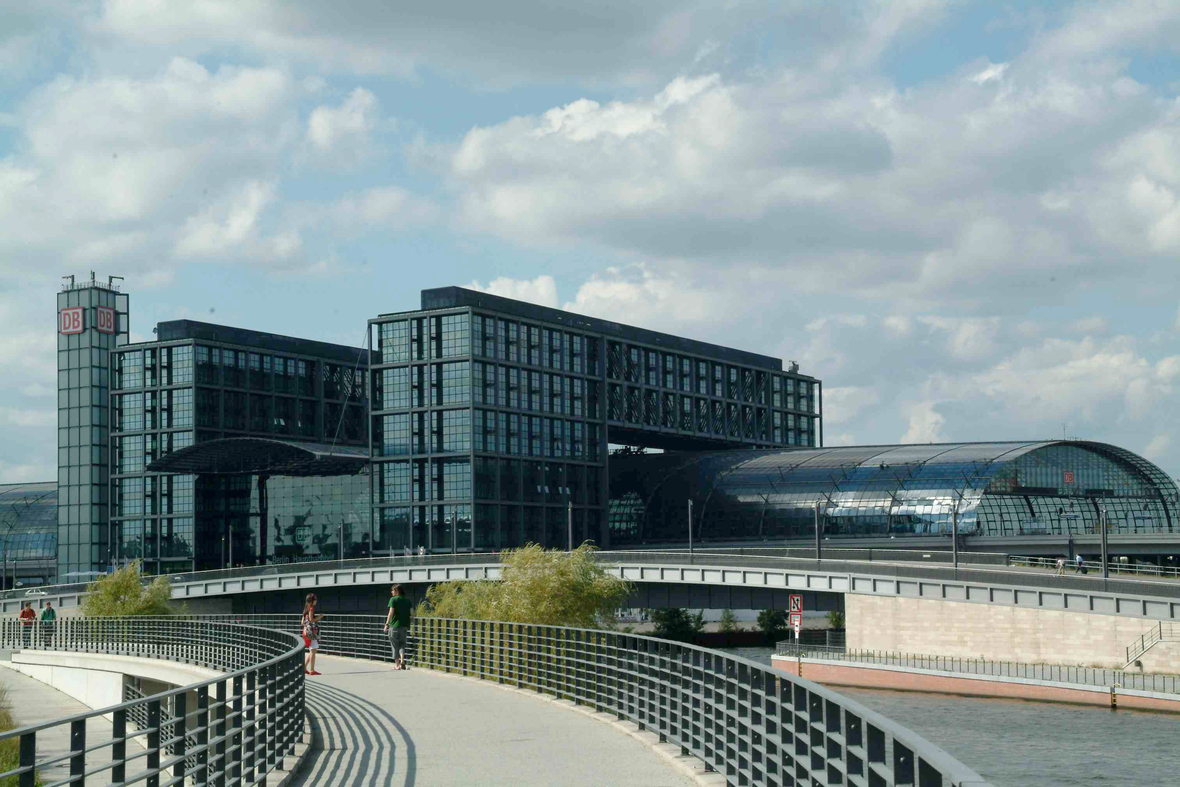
[0,482,58,560]
[608,440,1179,545]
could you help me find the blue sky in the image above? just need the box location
[1,0,1178,484]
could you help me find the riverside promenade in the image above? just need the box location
[294,655,702,787]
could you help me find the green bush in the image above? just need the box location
[650,608,706,643]
[419,543,633,629]
[82,561,177,617]
[757,609,789,642]
[718,608,740,633]
[827,610,846,630]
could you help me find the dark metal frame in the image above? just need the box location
[194,613,992,787]
[0,618,305,787]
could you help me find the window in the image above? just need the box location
[438,409,471,453]
[382,413,411,455]
[117,435,144,473]
[382,461,412,503]
[380,320,410,364]
[118,351,144,390]
[382,367,410,410]
[439,314,470,358]
[438,459,471,501]
[439,361,471,406]
[117,393,144,432]
[195,389,219,428]
[169,346,193,385]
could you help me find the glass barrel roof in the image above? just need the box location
[0,482,58,560]
[607,441,1179,545]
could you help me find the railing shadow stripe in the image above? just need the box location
[303,681,415,787]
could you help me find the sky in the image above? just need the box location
[1,0,1178,485]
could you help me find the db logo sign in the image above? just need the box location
[59,307,84,335]
[96,306,116,335]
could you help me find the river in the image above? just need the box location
[724,648,1180,786]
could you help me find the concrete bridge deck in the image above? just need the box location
[294,655,701,787]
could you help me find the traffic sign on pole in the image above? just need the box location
[789,594,802,614]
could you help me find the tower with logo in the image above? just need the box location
[56,273,128,580]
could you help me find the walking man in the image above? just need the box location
[1055,557,1066,577]
[40,601,56,648]
[384,585,412,670]
[18,602,35,649]
[1075,553,1084,573]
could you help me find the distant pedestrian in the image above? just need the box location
[403,545,411,559]
[384,585,412,670]
[1055,557,1066,577]
[18,602,35,649]
[1075,554,1084,573]
[40,601,56,648]
[302,593,324,676]
[418,545,425,563]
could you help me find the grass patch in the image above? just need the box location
[0,684,41,786]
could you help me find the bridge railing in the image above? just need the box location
[0,618,305,787]
[202,613,992,787]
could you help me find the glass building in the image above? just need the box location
[368,287,823,553]
[608,441,1180,546]
[0,482,59,586]
[111,321,373,572]
[57,274,129,579]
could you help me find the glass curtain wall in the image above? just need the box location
[609,441,1179,545]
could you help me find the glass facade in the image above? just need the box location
[370,287,819,552]
[0,482,59,586]
[110,321,372,572]
[608,441,1180,545]
[57,280,128,579]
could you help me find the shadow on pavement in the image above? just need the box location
[296,681,417,787]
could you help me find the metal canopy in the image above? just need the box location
[146,437,369,477]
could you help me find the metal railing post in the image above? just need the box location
[112,708,127,785]
[18,732,35,787]
[173,692,188,783]
[146,698,161,787]
[69,719,85,786]
[195,686,210,785]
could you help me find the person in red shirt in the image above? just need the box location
[18,602,36,649]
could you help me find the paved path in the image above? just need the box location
[0,663,119,787]
[294,656,698,787]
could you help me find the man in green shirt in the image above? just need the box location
[384,585,412,670]
[40,601,56,648]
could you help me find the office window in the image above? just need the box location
[439,409,471,453]
[381,320,410,364]
[382,461,412,503]
[439,314,470,358]
[439,361,471,406]
[169,346,193,385]
[438,459,472,501]
[383,367,410,410]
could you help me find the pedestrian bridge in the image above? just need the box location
[12,549,1180,671]
[0,616,993,786]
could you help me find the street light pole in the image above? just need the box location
[567,494,573,552]
[1100,505,1109,580]
[815,502,822,561]
[952,503,958,570]
[687,499,694,557]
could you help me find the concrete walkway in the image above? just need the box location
[294,656,700,787]
[0,663,119,787]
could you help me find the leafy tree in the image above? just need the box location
[756,609,789,642]
[650,608,706,643]
[718,608,740,633]
[827,610,846,630]
[419,543,632,628]
[82,561,176,617]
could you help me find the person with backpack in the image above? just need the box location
[302,593,324,675]
[40,601,56,648]
[384,585,412,670]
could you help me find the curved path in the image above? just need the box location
[294,655,700,787]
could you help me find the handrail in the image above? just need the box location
[0,617,305,786]
[192,613,994,787]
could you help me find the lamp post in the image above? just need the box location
[563,487,573,552]
[952,501,958,570]
[814,501,823,561]
[687,499,694,557]
[1100,504,1109,580]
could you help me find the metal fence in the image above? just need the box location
[0,618,305,787]
[205,614,991,787]
[772,644,1180,696]
[1009,555,1180,580]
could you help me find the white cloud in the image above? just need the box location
[822,387,880,426]
[901,401,946,444]
[970,61,1009,85]
[466,275,560,308]
[306,87,381,160]
[174,180,280,257]
[1144,433,1172,462]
